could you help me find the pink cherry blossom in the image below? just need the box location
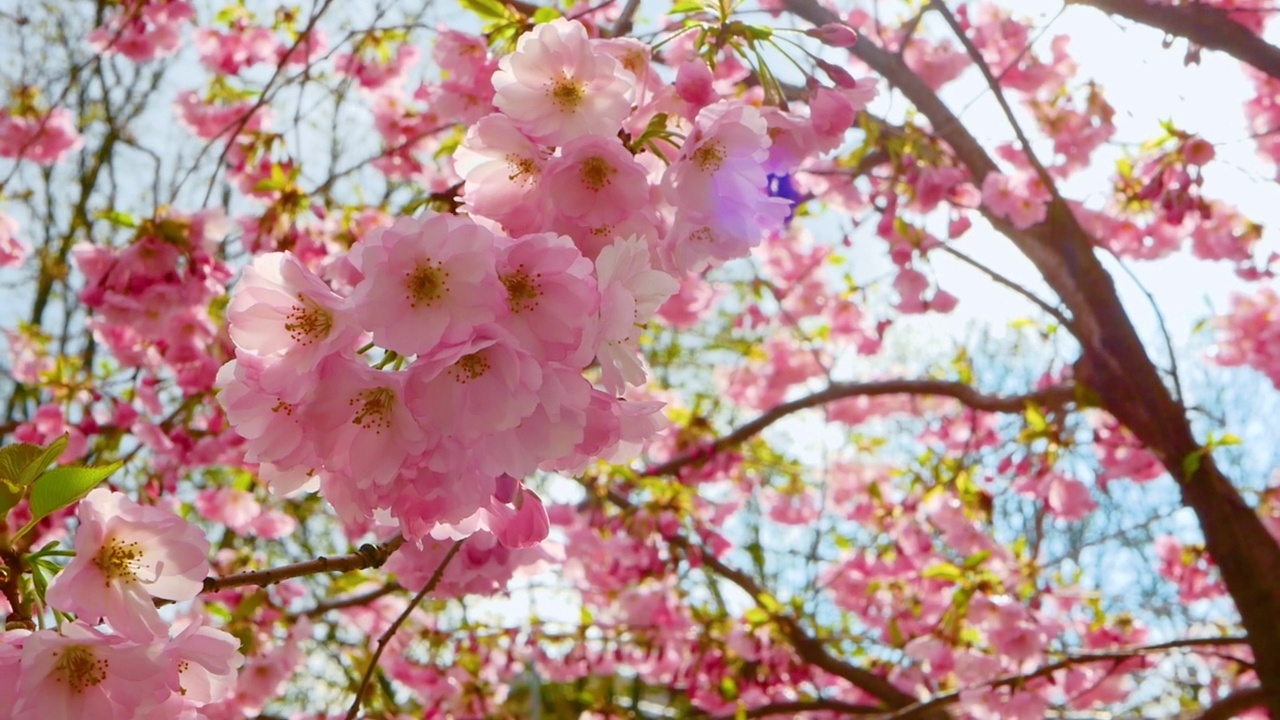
[304,356,428,488]
[981,171,1049,230]
[662,102,791,268]
[453,113,552,236]
[494,232,599,362]
[46,489,211,640]
[15,621,170,720]
[492,18,635,145]
[87,0,194,62]
[159,617,245,707]
[349,213,504,358]
[543,135,650,229]
[0,108,84,165]
[227,251,362,400]
[593,236,679,393]
[0,211,27,267]
[194,25,281,76]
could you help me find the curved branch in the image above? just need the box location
[202,536,404,594]
[885,635,1252,720]
[1070,0,1280,81]
[1194,686,1268,720]
[779,2,1280,710]
[643,380,1078,477]
[698,699,882,719]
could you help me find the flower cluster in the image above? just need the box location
[3,490,241,719]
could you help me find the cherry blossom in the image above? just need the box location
[46,489,210,640]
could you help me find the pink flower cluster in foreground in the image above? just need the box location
[2,489,241,720]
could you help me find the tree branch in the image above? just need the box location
[1193,686,1267,720]
[698,698,882,719]
[202,536,404,594]
[885,635,1252,720]
[344,539,464,720]
[643,380,1078,477]
[778,2,1280,710]
[1070,0,1280,81]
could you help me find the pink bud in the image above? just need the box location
[805,22,858,48]
[675,59,715,110]
[1183,137,1216,166]
[494,489,550,549]
[816,59,859,89]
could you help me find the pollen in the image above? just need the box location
[548,75,585,111]
[351,387,395,432]
[450,352,491,383]
[693,141,725,172]
[579,156,616,192]
[284,294,333,345]
[506,154,538,185]
[94,537,145,583]
[502,269,542,313]
[405,262,449,307]
[52,644,108,694]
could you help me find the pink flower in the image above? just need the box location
[87,1,195,62]
[15,621,170,720]
[593,236,679,393]
[0,211,27,267]
[406,326,543,444]
[662,102,791,268]
[453,114,551,236]
[543,135,650,229]
[46,489,211,640]
[349,213,504,358]
[0,108,84,165]
[334,44,421,92]
[492,18,635,145]
[305,356,428,488]
[194,26,281,76]
[215,358,319,493]
[489,234,599,365]
[227,251,361,401]
[981,172,1049,230]
[159,617,244,706]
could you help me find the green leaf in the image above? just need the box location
[93,209,137,228]
[27,462,122,525]
[460,0,511,22]
[670,0,704,13]
[0,443,43,485]
[23,435,68,487]
[962,550,992,570]
[1182,449,1204,478]
[531,6,561,23]
[0,477,22,518]
[922,562,962,582]
[719,676,739,701]
[743,607,769,628]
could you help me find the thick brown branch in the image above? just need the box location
[202,536,404,594]
[1071,0,1280,81]
[1193,686,1268,720]
[643,380,1077,477]
[780,2,1280,710]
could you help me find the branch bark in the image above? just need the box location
[779,1,1280,711]
[202,536,404,594]
[644,380,1077,477]
[1070,0,1280,81]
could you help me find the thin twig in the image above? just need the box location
[343,539,465,720]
